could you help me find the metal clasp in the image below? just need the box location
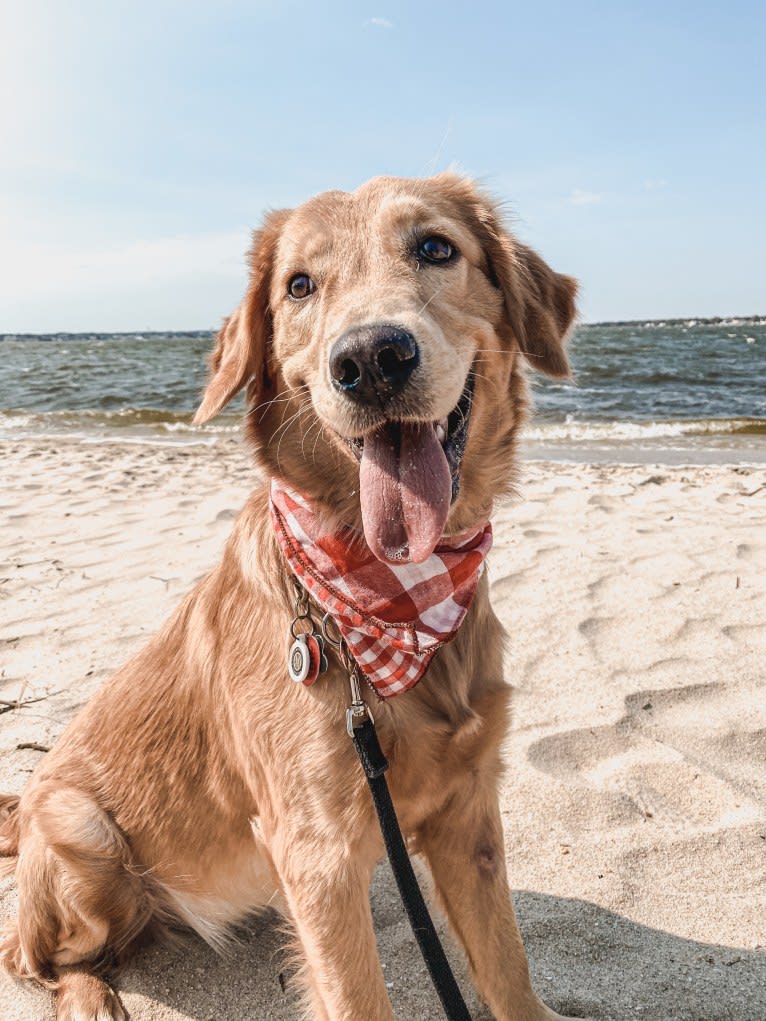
[345,665,372,737]
[321,613,373,737]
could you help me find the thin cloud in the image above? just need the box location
[570,189,602,206]
[0,230,251,301]
[368,17,394,29]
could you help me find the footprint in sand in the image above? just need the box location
[672,616,717,642]
[736,543,766,562]
[586,494,622,514]
[586,573,622,599]
[721,623,766,648]
[527,682,766,835]
[576,616,621,660]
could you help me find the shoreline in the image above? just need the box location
[521,442,766,466]
[2,431,766,468]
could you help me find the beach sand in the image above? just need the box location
[1,439,764,1021]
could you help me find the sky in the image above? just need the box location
[1,0,764,332]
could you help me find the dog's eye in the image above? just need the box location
[418,236,456,264]
[288,274,315,300]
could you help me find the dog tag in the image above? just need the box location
[288,635,310,683]
[288,633,322,686]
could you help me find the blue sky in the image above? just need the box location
[2,0,764,331]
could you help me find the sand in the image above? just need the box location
[1,438,764,1021]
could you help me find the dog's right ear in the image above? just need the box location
[193,209,290,425]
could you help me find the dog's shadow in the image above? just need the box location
[2,877,763,1020]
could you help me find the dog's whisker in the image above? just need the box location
[271,400,314,471]
[474,345,551,363]
[265,387,311,423]
[416,280,448,316]
[268,399,312,447]
[271,392,312,445]
[300,414,325,461]
[298,414,322,462]
[468,369,498,392]
[311,422,329,465]
[252,384,310,424]
[266,402,311,452]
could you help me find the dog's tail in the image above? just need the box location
[0,794,21,876]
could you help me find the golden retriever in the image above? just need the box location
[0,173,578,1021]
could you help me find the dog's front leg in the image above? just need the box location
[269,827,394,1021]
[417,773,572,1021]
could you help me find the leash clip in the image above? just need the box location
[322,614,373,737]
[345,665,372,738]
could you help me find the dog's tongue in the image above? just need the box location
[359,423,451,564]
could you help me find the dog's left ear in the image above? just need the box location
[439,174,578,378]
[193,209,290,425]
[477,214,578,379]
[505,241,578,378]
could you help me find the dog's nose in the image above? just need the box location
[329,324,420,403]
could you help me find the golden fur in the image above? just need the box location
[1,173,578,1021]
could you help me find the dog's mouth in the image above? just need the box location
[343,372,475,564]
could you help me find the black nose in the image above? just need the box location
[329,324,420,404]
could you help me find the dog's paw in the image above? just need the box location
[56,971,127,1021]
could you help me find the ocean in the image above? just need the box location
[1,319,765,464]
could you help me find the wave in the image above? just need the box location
[0,407,241,445]
[2,408,765,452]
[525,418,766,441]
[0,407,239,432]
[591,316,766,329]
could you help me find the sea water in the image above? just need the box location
[1,319,764,463]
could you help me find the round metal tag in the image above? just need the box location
[288,635,311,683]
[288,634,322,685]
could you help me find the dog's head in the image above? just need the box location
[195,174,577,563]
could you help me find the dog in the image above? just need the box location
[0,173,578,1021]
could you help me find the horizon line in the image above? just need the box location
[1,313,765,339]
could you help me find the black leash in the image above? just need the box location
[289,591,473,1019]
[349,707,473,1021]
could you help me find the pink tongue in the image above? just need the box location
[359,423,452,564]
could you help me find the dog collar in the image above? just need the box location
[270,480,492,699]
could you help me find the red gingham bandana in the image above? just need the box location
[270,480,493,699]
